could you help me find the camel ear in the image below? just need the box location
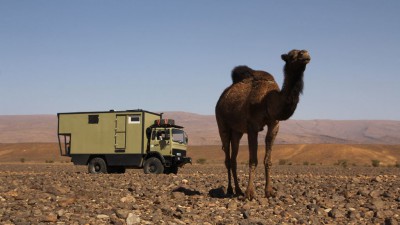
[281,54,288,62]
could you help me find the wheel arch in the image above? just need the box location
[144,152,166,165]
[87,155,107,165]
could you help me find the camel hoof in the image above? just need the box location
[226,186,234,197]
[265,190,276,198]
[245,190,255,201]
[235,187,244,197]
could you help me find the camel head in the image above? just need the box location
[281,49,311,67]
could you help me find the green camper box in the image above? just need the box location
[57,109,191,174]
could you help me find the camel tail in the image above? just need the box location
[231,66,253,83]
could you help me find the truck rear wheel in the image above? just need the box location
[88,157,108,174]
[143,157,164,174]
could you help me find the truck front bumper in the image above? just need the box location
[175,156,192,167]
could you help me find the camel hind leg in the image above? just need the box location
[230,130,244,196]
[223,141,234,196]
[245,128,259,200]
[217,121,234,196]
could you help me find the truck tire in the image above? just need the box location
[88,157,108,174]
[143,157,164,174]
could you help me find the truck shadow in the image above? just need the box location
[172,186,201,196]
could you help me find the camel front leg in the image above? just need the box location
[245,129,258,200]
[264,121,279,198]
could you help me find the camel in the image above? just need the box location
[215,49,311,199]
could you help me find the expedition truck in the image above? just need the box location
[57,110,191,174]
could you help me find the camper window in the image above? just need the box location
[129,115,140,124]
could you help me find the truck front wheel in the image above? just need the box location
[143,157,164,174]
[88,157,108,174]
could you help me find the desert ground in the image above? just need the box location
[0,143,400,224]
[0,163,399,225]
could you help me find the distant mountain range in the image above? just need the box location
[1,112,400,145]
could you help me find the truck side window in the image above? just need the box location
[151,130,157,140]
[157,131,164,140]
[164,129,170,140]
[88,115,99,124]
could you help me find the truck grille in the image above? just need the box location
[172,149,186,157]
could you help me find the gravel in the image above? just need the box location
[0,163,399,224]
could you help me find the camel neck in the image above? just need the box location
[276,65,305,121]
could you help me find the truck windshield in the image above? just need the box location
[172,129,187,144]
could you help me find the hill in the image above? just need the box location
[1,112,400,145]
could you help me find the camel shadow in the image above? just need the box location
[208,186,241,199]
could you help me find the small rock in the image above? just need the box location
[324,208,332,213]
[369,190,382,198]
[372,199,385,210]
[58,197,76,207]
[382,191,393,198]
[171,191,185,200]
[306,204,319,212]
[120,195,136,203]
[42,213,58,222]
[97,214,110,219]
[115,209,130,219]
[374,210,386,219]
[57,209,65,217]
[126,212,140,225]
[241,210,250,219]
[181,179,189,185]
[364,210,375,218]
[347,210,359,219]
[27,199,37,205]
[226,200,237,210]
[357,188,370,197]
[328,208,345,218]
[110,215,124,225]
[372,176,383,182]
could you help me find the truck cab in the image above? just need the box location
[145,119,191,174]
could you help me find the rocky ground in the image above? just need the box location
[0,163,399,225]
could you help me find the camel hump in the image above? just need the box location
[231,66,254,83]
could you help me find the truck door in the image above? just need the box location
[115,115,126,152]
[150,128,171,153]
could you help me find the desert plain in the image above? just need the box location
[1,114,400,224]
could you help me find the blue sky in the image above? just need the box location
[1,1,399,120]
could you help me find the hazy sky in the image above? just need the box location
[1,1,399,120]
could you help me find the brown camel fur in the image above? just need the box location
[215,49,311,199]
